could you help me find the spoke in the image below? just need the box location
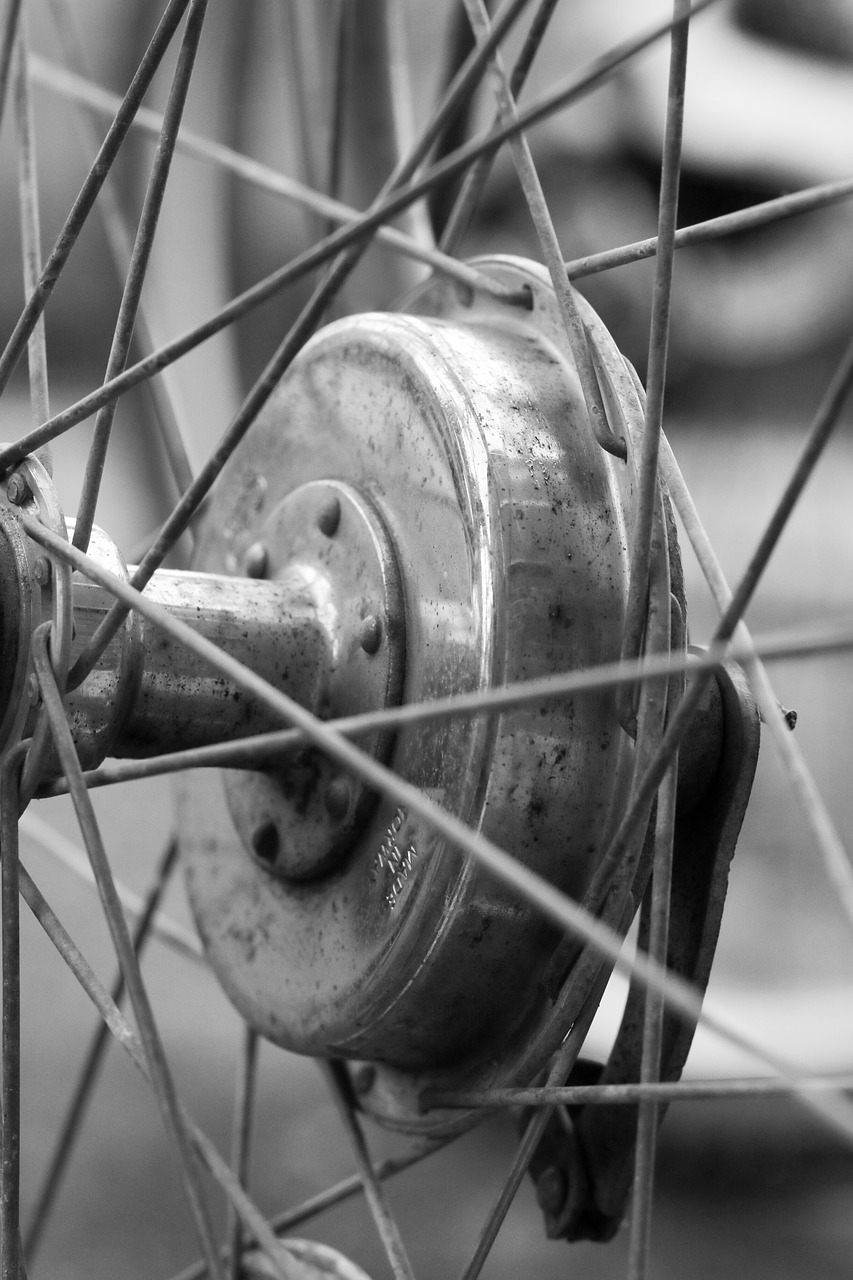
[462,0,624,456]
[619,0,690,731]
[23,837,180,1263]
[63,0,537,687]
[28,54,524,308]
[32,614,853,794]
[0,0,192,401]
[13,21,50,474]
[322,1062,416,1280]
[659,436,853,934]
[45,0,195,498]
[19,809,203,962]
[459,959,613,1280]
[227,1026,260,1280]
[18,510,853,1145]
[169,1147,445,1280]
[30,626,225,1280]
[565,177,853,279]
[16,862,307,1280]
[0,0,720,478]
[626,764,678,1280]
[424,1073,853,1109]
[0,0,22,132]
[583,328,853,975]
[440,0,559,253]
[72,0,208,555]
[0,744,28,1280]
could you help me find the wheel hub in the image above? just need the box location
[177,259,661,1101]
[0,259,754,1144]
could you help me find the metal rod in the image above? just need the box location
[424,1073,853,1110]
[63,0,537,687]
[30,625,226,1280]
[34,615,853,794]
[16,862,300,1280]
[28,53,523,309]
[72,0,208,555]
[618,0,690,730]
[18,510,853,1146]
[23,837,181,1263]
[13,21,51,474]
[19,810,203,962]
[227,1026,260,1280]
[0,0,23,134]
[565,177,853,279]
[168,1149,446,1280]
[0,0,192,400]
[659,435,853,933]
[594,327,853,954]
[459,960,612,1280]
[322,1061,416,1280]
[46,0,196,499]
[0,744,27,1280]
[0,0,719,475]
[462,0,625,456]
[626,761,678,1280]
[440,0,560,253]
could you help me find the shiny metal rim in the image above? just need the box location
[1,2,852,1278]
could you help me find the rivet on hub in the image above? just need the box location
[243,542,268,579]
[324,776,352,822]
[317,495,341,538]
[33,556,51,587]
[251,820,281,868]
[359,614,382,656]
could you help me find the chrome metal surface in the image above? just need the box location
[222,479,406,882]
[177,258,654,1101]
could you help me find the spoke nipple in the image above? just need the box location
[6,473,30,505]
[243,542,269,579]
[324,776,352,822]
[535,1165,567,1217]
[317,495,342,538]
[351,1064,376,1096]
[251,820,281,869]
[33,556,51,587]
[359,614,382,656]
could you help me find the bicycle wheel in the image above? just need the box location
[1,2,852,1279]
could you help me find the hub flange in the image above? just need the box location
[176,258,652,1090]
[223,479,405,882]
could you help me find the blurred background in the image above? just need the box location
[2,0,853,1276]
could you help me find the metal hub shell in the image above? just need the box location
[223,479,405,882]
[177,259,649,1084]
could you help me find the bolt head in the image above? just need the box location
[243,542,269,579]
[33,556,51,586]
[317,495,342,538]
[359,614,382,656]
[6,473,30,505]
